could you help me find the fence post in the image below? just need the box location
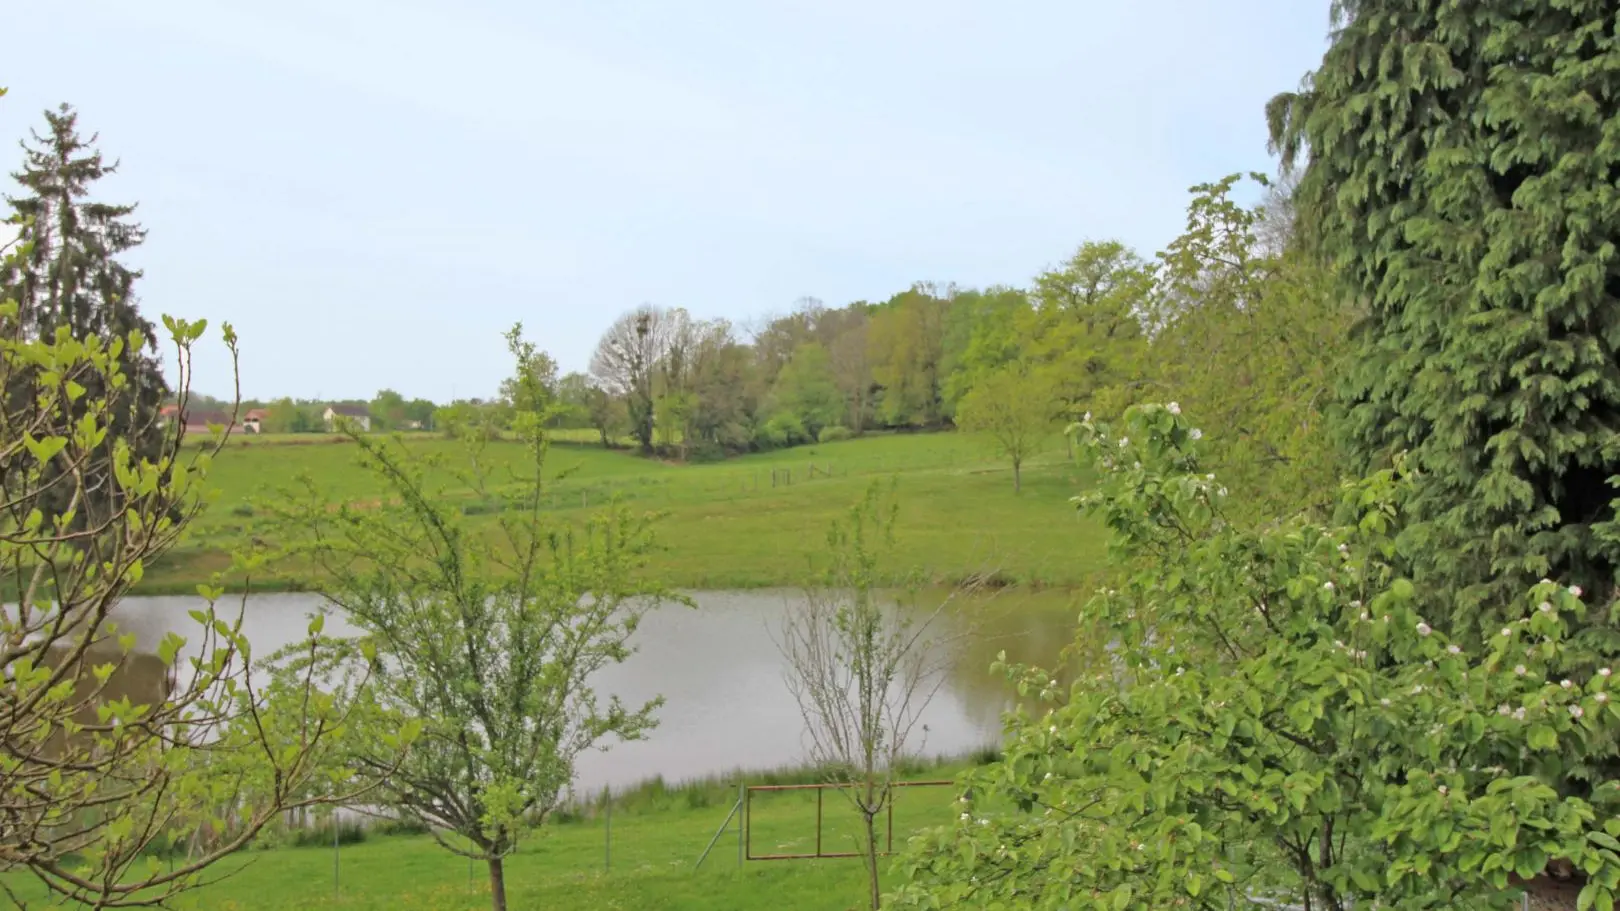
[604,786,612,872]
[333,811,340,898]
[737,783,744,867]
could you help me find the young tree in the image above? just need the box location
[497,321,558,416]
[954,363,1054,493]
[0,104,168,532]
[583,385,626,448]
[272,326,681,911]
[552,371,595,429]
[0,223,385,905]
[777,482,957,911]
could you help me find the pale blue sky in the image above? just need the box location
[3,1,1329,403]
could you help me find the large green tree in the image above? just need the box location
[1268,2,1620,642]
[1017,241,1152,424]
[0,104,169,530]
[1151,174,1353,521]
[771,341,844,438]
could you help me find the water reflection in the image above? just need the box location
[102,588,1083,794]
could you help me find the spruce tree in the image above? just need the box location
[1,104,169,529]
[1270,3,1620,649]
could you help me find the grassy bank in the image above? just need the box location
[140,431,1106,595]
[4,756,997,911]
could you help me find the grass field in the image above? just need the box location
[2,761,988,911]
[144,429,1107,594]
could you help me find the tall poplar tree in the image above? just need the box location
[1269,3,1620,643]
[1,104,169,528]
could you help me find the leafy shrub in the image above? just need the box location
[290,818,368,848]
[891,404,1620,911]
[817,425,853,443]
[370,816,431,837]
[755,412,809,449]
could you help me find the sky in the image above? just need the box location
[1,1,1331,404]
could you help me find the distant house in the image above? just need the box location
[243,408,268,434]
[323,404,372,433]
[158,404,243,436]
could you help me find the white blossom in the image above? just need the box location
[1218,487,1228,497]
[1350,600,1363,609]
[1338,543,1349,554]
[1083,411,1092,422]
[960,812,970,822]
[1043,772,1053,781]
[1501,628,1513,637]
[1167,402,1181,415]
[1416,622,1432,637]
[1049,725,1057,734]
[1569,585,1583,598]
[1324,582,1336,592]
[1560,679,1574,690]
[1437,785,1448,796]
[1119,437,1130,449]
[978,818,989,826]
[1597,693,1610,704]
[1205,473,1215,481]
[1513,707,1527,720]
[1447,645,1462,655]
[1497,704,1511,716]
[1411,684,1424,695]
[1379,698,1391,707]
[1570,705,1585,719]
[1600,668,1612,678]
[1189,428,1203,440]
[1514,665,1528,676]
[1538,602,1553,614]
[1360,611,1371,621]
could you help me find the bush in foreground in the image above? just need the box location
[891,405,1620,911]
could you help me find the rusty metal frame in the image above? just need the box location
[743,779,953,861]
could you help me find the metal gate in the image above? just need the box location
[743,779,953,861]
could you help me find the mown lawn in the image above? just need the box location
[4,772,972,911]
[145,430,1106,593]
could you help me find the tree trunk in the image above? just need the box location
[861,811,882,910]
[487,856,508,911]
[1013,457,1022,493]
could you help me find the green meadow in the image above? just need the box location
[146,430,1107,594]
[1,762,988,911]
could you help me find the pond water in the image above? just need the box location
[102,589,1082,796]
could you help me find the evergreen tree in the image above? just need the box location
[1,104,169,528]
[1269,3,1620,645]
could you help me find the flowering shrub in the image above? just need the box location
[890,404,1620,911]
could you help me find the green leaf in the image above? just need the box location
[1528,725,1558,751]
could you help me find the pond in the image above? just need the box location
[102,588,1083,796]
